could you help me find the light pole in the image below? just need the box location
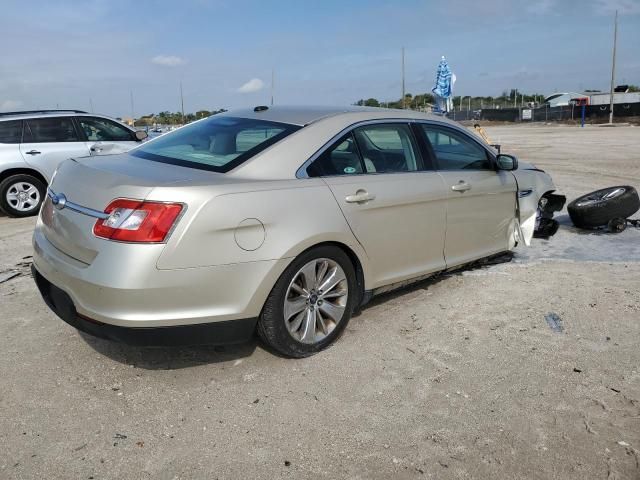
[608,10,618,124]
[401,47,406,109]
[130,90,135,122]
[180,81,185,125]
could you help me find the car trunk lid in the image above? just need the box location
[41,154,198,264]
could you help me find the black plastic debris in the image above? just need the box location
[544,313,564,333]
[0,271,20,284]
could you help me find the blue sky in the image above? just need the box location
[1,0,639,117]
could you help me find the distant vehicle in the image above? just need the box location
[0,110,148,217]
[32,106,564,357]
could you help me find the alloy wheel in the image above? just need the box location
[6,181,41,213]
[575,187,626,207]
[283,258,349,344]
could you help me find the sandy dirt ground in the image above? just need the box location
[1,124,639,479]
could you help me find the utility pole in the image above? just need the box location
[608,9,618,124]
[89,98,94,113]
[513,89,517,108]
[468,96,471,111]
[401,47,406,109]
[180,81,185,125]
[130,90,135,122]
[270,69,274,106]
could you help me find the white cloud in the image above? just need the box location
[0,100,23,111]
[151,55,186,67]
[526,0,556,15]
[237,78,265,93]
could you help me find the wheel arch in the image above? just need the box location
[0,167,48,187]
[296,240,367,307]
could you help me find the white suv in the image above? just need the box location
[0,110,148,217]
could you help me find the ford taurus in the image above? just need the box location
[32,106,564,357]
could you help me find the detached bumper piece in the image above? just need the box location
[534,193,566,239]
[32,265,257,346]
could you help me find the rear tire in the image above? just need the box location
[0,174,46,218]
[568,186,639,229]
[257,246,357,358]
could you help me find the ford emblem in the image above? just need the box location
[51,193,67,210]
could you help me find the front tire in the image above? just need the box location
[568,186,639,229]
[0,174,46,218]
[258,246,357,358]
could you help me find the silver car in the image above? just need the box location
[0,110,148,217]
[32,106,564,357]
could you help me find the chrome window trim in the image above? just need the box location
[295,118,425,179]
[47,189,109,219]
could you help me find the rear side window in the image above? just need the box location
[353,124,420,173]
[77,117,134,142]
[0,120,22,144]
[307,133,364,177]
[421,125,492,170]
[132,117,300,173]
[307,123,422,177]
[25,117,80,143]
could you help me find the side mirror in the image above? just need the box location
[496,154,518,171]
[134,130,148,141]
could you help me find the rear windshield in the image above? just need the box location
[131,116,300,173]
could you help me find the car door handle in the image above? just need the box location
[451,181,472,192]
[25,150,41,155]
[345,190,376,204]
[90,145,102,153]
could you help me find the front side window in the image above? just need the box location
[25,117,80,143]
[0,120,22,144]
[131,116,299,173]
[78,117,133,142]
[353,124,420,173]
[421,125,492,170]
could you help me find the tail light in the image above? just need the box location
[93,199,183,243]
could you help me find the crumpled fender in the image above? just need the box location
[511,162,557,246]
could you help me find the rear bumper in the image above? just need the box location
[32,265,257,346]
[32,222,290,328]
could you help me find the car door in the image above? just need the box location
[75,116,139,156]
[20,117,90,181]
[0,120,25,170]
[418,123,517,268]
[305,122,448,289]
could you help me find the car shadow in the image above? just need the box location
[78,332,260,370]
[78,252,517,369]
[356,251,515,312]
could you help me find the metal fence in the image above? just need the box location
[446,102,640,122]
